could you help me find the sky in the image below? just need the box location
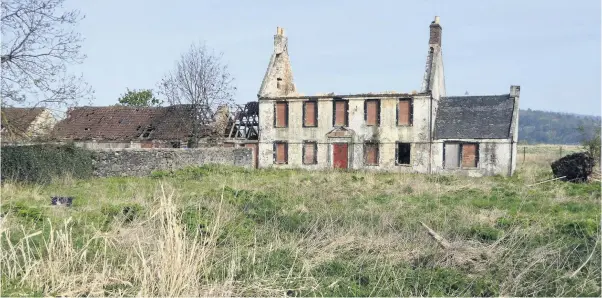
[66,0,601,116]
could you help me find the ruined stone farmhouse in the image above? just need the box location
[256,17,520,176]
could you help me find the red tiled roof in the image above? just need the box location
[52,105,198,141]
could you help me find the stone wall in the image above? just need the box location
[93,148,253,177]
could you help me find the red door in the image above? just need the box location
[333,143,348,169]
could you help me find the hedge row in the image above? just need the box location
[1,144,94,184]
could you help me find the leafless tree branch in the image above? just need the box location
[158,42,236,147]
[1,0,93,110]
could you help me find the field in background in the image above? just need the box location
[1,145,600,296]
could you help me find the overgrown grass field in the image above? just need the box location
[1,145,600,296]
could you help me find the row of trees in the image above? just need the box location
[2,0,236,147]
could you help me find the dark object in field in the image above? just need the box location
[551,152,595,183]
[51,196,74,206]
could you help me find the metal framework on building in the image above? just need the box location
[226,101,259,140]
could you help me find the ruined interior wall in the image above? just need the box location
[93,148,253,177]
[258,95,432,173]
[28,109,58,139]
[431,139,513,177]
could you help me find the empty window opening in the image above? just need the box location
[365,99,380,126]
[84,127,90,131]
[303,100,318,127]
[444,142,479,169]
[171,141,181,148]
[397,98,413,126]
[274,101,288,127]
[277,78,282,89]
[396,142,411,165]
[364,142,379,166]
[273,141,288,164]
[303,141,318,165]
[333,100,349,127]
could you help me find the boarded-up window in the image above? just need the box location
[274,102,288,127]
[273,142,288,164]
[444,143,460,169]
[444,143,479,169]
[303,142,317,165]
[397,99,413,126]
[461,143,478,168]
[303,101,318,127]
[333,100,348,127]
[396,142,411,165]
[364,142,379,166]
[365,99,380,126]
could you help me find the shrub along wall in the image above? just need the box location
[1,144,94,184]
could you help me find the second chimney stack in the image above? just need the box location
[429,16,442,47]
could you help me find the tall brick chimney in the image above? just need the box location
[274,27,287,54]
[421,16,446,100]
[428,16,442,47]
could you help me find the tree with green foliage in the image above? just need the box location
[117,89,163,107]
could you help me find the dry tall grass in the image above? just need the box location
[1,145,600,296]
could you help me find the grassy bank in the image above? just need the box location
[1,149,600,296]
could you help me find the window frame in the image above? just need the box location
[273,141,289,164]
[332,99,349,127]
[395,142,411,166]
[363,141,380,166]
[364,98,381,127]
[273,101,289,128]
[302,141,318,165]
[396,98,414,126]
[443,142,479,169]
[302,99,319,128]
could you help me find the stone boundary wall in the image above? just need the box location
[93,148,253,177]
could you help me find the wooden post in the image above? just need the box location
[560,146,563,158]
[523,146,527,163]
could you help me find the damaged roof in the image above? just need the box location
[52,105,197,141]
[434,95,516,139]
[1,107,46,137]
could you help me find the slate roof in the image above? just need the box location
[1,107,46,137]
[434,94,516,139]
[52,105,198,141]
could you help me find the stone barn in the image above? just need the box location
[255,17,520,177]
[52,105,231,149]
[1,107,57,144]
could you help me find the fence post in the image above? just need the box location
[523,146,527,163]
[559,146,563,158]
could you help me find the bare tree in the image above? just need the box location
[159,42,236,147]
[1,0,93,110]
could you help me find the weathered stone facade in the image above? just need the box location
[93,148,253,177]
[256,17,520,177]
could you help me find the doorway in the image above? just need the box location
[332,143,348,169]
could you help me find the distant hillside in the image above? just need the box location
[519,109,601,145]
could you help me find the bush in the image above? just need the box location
[1,144,94,184]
